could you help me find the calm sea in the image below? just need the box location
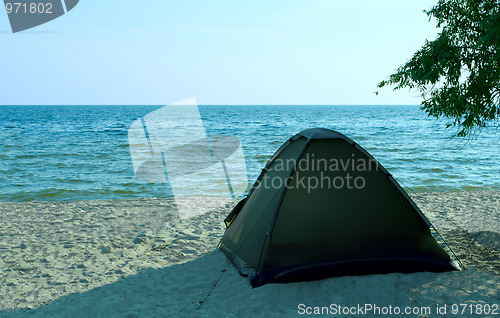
[0,105,498,202]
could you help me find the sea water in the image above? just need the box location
[0,105,498,201]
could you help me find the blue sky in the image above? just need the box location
[0,0,439,105]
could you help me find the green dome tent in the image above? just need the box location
[219,128,460,287]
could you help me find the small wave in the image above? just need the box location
[394,158,415,163]
[428,168,445,173]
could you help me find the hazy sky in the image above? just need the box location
[0,0,440,105]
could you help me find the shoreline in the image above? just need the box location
[1,186,499,204]
[0,190,498,315]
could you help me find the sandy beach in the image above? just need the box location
[0,190,498,317]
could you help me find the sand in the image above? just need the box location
[0,191,498,317]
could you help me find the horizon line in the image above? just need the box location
[0,104,422,106]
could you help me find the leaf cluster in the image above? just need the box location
[378,0,500,136]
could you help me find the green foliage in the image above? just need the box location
[378,0,500,136]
